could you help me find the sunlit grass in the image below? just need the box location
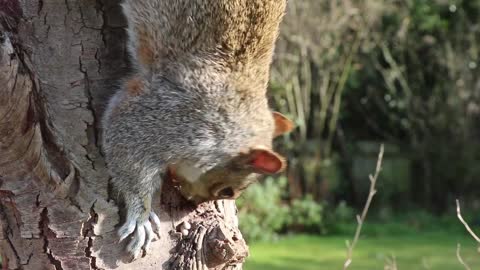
[244,233,479,270]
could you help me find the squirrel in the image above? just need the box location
[102,0,294,259]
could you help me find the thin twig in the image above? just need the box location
[455,199,479,270]
[343,144,384,270]
[384,254,398,270]
[456,199,480,243]
[456,243,472,270]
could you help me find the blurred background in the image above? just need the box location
[240,1,480,269]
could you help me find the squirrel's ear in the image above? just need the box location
[245,148,286,174]
[273,112,294,137]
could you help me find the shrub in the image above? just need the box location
[237,177,327,241]
[287,195,325,233]
[237,177,290,242]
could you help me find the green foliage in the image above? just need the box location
[270,0,480,213]
[237,177,327,241]
[338,0,480,211]
[323,200,356,235]
[237,177,290,242]
[409,0,450,32]
[287,195,325,233]
[332,200,355,222]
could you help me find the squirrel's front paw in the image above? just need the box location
[118,212,161,259]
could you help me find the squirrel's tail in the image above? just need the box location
[122,0,286,74]
[122,0,173,74]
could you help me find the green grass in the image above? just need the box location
[244,233,479,270]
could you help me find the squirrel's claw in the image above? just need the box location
[118,219,136,243]
[119,211,161,260]
[143,222,154,251]
[127,222,145,259]
[149,212,161,234]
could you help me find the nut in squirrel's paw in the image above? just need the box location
[118,212,161,259]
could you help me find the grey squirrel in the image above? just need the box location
[102,0,293,259]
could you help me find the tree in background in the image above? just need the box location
[270,0,384,203]
[271,0,480,213]
[341,0,480,212]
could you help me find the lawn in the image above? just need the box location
[244,233,479,270]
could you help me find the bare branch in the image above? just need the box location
[384,254,398,270]
[456,243,472,270]
[456,199,480,243]
[455,199,480,270]
[343,144,384,269]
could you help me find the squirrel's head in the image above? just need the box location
[169,112,294,204]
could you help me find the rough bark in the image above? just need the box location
[0,1,248,269]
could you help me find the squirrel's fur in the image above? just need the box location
[102,0,292,259]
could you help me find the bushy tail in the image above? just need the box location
[122,0,286,74]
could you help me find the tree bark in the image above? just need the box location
[0,1,248,269]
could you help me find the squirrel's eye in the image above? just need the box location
[217,187,234,198]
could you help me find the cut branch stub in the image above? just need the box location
[165,188,248,270]
[204,220,248,268]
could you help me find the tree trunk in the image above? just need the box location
[0,1,248,269]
